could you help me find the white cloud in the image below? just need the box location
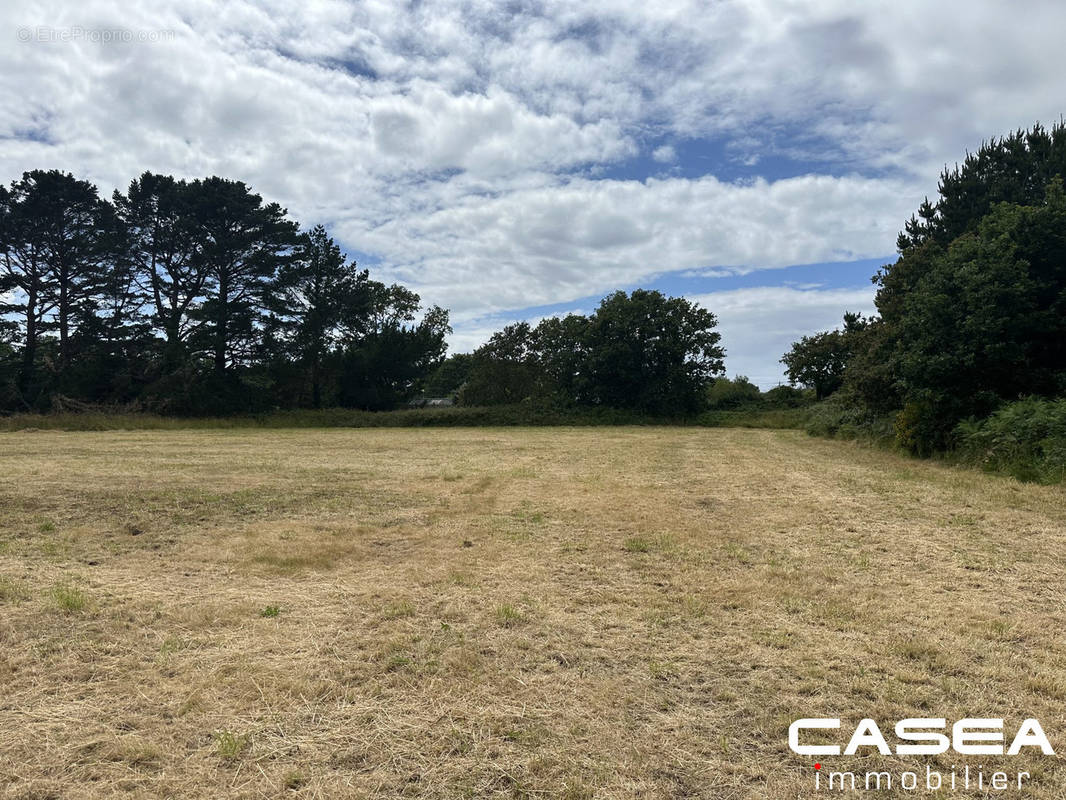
[687,286,878,388]
[651,144,676,163]
[0,0,1060,368]
[355,172,909,317]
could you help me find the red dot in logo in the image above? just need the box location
[814,763,821,770]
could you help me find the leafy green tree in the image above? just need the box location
[781,312,868,400]
[0,181,45,401]
[532,313,590,401]
[423,353,474,398]
[840,122,1066,454]
[461,292,725,413]
[30,172,116,374]
[0,317,18,411]
[888,123,1066,309]
[458,315,587,407]
[458,322,543,406]
[888,184,1066,451]
[1,166,458,416]
[64,232,155,405]
[834,318,900,417]
[763,384,810,408]
[579,290,724,414]
[706,375,762,409]
[932,123,1066,246]
[338,301,450,410]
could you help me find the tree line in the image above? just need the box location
[22,117,1056,431]
[425,289,727,416]
[0,170,449,414]
[0,169,734,419]
[781,121,1066,456]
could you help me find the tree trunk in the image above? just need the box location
[214,273,228,374]
[163,317,183,371]
[58,272,69,368]
[311,352,321,408]
[19,288,37,396]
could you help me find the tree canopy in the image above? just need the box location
[1,170,728,419]
[790,121,1066,454]
[0,169,448,414]
[460,290,725,415]
[781,312,868,400]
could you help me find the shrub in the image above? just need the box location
[894,400,945,456]
[0,402,812,431]
[705,376,762,410]
[762,384,812,408]
[954,398,1066,483]
[804,395,894,442]
[695,406,810,429]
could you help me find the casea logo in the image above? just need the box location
[789,718,1055,792]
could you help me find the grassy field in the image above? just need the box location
[1,427,1065,798]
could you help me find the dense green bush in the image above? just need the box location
[705,376,762,410]
[955,398,1066,483]
[804,395,894,442]
[762,384,812,408]
[423,353,473,399]
[690,376,815,424]
[698,406,812,429]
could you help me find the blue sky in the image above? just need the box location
[2,0,1063,385]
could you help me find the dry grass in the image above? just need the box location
[0,427,1064,798]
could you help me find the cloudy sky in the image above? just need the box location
[2,1,1062,385]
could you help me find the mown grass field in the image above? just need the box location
[1,427,1065,799]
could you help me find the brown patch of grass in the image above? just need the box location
[0,427,1065,797]
[0,575,31,603]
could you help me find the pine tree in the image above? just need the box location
[188,177,300,374]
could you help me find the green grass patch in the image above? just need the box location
[623,536,652,553]
[213,730,250,761]
[50,582,89,613]
[284,770,310,790]
[494,603,525,627]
